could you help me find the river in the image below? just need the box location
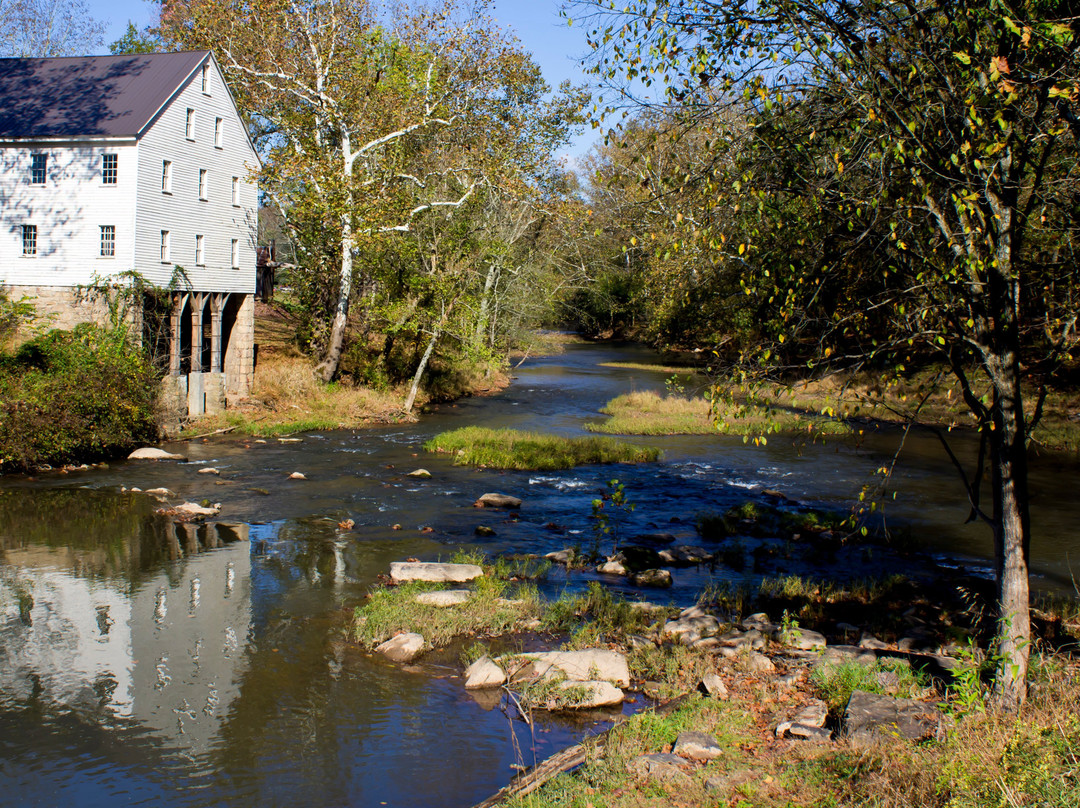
[1,340,1077,806]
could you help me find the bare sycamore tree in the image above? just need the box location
[0,0,105,56]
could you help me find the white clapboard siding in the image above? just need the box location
[134,56,258,294]
[0,142,139,287]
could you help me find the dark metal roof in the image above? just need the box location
[0,51,209,139]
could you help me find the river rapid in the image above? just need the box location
[1,340,1077,807]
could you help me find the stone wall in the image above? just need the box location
[1,284,133,345]
[223,294,255,403]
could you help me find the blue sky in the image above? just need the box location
[86,0,606,161]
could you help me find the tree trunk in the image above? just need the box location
[474,262,500,347]
[403,321,441,414]
[316,133,355,383]
[987,355,1031,711]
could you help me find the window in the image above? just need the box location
[214,117,223,148]
[201,62,210,93]
[30,153,46,184]
[102,154,117,184]
[100,225,115,257]
[185,108,195,140]
[199,169,208,200]
[195,234,205,266]
[231,176,240,206]
[231,238,239,269]
[160,230,170,263]
[21,224,37,256]
[162,160,172,193]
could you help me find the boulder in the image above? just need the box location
[513,649,630,687]
[663,610,722,645]
[547,680,624,710]
[698,673,729,699]
[390,562,484,583]
[464,656,506,689]
[406,469,432,478]
[743,613,777,633]
[819,645,878,667]
[673,731,723,761]
[619,546,663,570]
[717,628,765,650]
[859,632,890,650]
[776,627,827,651]
[545,549,575,564]
[632,569,672,588]
[128,447,185,461]
[474,525,497,537]
[415,589,473,607]
[174,501,220,517]
[474,493,522,509]
[627,754,692,786]
[659,545,713,565]
[376,633,425,663]
[844,690,944,747]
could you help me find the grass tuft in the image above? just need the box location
[424,426,661,470]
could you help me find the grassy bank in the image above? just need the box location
[423,426,661,470]
[180,353,413,438]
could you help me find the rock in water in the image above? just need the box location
[288,471,307,480]
[128,447,186,461]
[407,469,432,478]
[474,525,496,537]
[415,590,473,607]
[376,633,425,663]
[174,501,221,517]
[632,569,672,587]
[464,656,506,689]
[390,561,484,583]
[474,493,522,509]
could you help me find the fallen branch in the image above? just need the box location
[183,426,238,441]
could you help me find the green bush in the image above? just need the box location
[0,323,159,472]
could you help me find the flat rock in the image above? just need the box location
[545,549,574,564]
[663,613,721,645]
[627,753,692,786]
[144,487,175,497]
[174,501,220,517]
[406,469,432,478]
[776,698,828,739]
[514,649,630,687]
[464,656,506,689]
[376,633,425,663]
[631,568,672,587]
[659,545,712,564]
[474,492,522,509]
[128,447,185,461]
[197,467,220,475]
[859,632,890,650]
[743,613,777,633]
[788,725,833,742]
[390,562,484,583]
[698,673,729,699]
[288,471,307,479]
[546,680,624,710]
[415,589,473,607]
[820,645,878,667]
[673,731,722,761]
[717,628,765,649]
[844,690,944,747]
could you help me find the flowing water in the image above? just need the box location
[1,341,1078,806]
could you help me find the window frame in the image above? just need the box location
[21,224,37,256]
[201,62,210,94]
[214,117,223,149]
[185,108,195,140]
[99,225,116,258]
[102,153,118,185]
[195,234,205,266]
[162,160,173,193]
[160,230,171,263]
[231,176,240,206]
[30,153,47,185]
[231,238,239,269]
[198,168,208,201]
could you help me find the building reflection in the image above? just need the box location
[0,491,251,755]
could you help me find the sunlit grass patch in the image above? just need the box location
[181,355,411,437]
[424,426,661,470]
[598,361,703,375]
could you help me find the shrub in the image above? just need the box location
[0,323,158,472]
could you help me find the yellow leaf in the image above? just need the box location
[738,243,746,255]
